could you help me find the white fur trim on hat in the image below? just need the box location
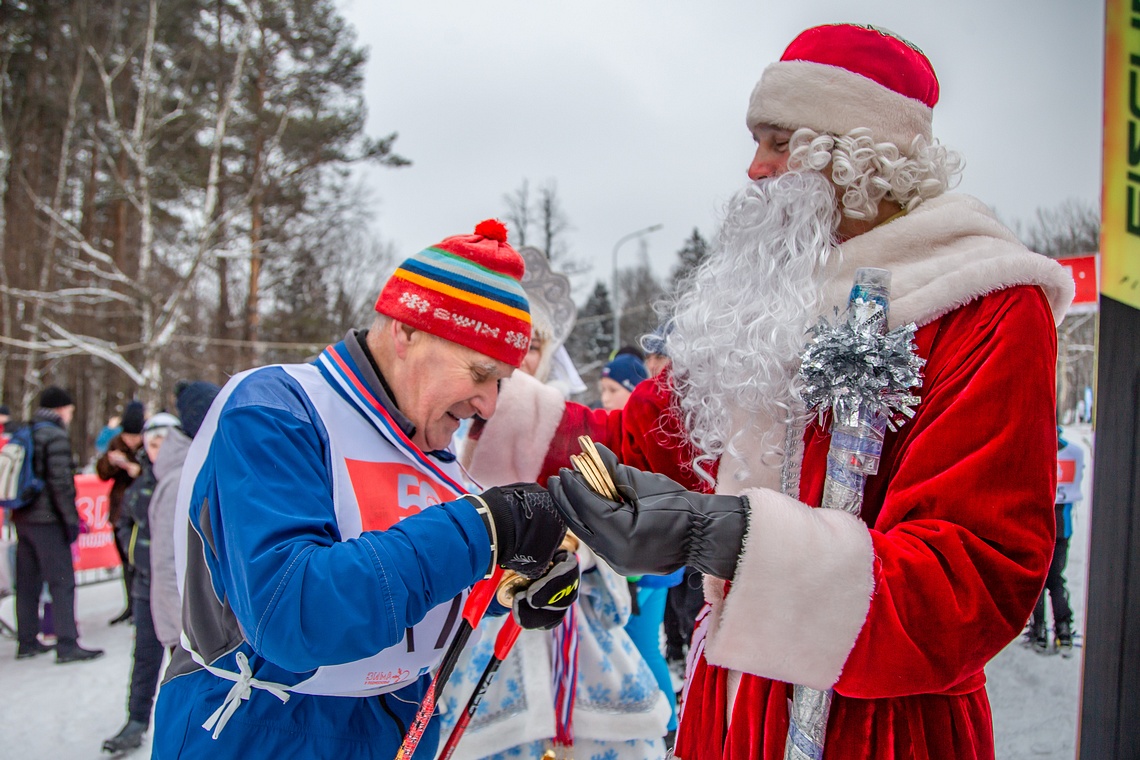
[747,60,933,153]
[703,487,875,690]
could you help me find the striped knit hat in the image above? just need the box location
[375,219,532,367]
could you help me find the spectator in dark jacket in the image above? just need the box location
[12,386,104,663]
[96,399,145,625]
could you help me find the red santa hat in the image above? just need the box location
[375,219,532,367]
[747,24,940,153]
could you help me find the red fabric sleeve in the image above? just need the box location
[536,370,714,491]
[819,285,1058,698]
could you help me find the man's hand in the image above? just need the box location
[547,444,748,579]
[65,523,80,545]
[472,483,566,579]
[510,549,579,630]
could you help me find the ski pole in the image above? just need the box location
[394,567,503,760]
[436,532,579,759]
[437,615,524,760]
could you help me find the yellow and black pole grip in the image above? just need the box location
[495,532,580,607]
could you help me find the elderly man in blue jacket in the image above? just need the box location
[153,220,574,759]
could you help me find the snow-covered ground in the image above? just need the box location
[0,577,158,759]
[0,426,1095,759]
[986,424,1092,760]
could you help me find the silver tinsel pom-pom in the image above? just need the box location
[800,299,926,432]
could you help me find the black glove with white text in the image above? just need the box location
[511,549,580,630]
[468,483,566,579]
[547,444,747,579]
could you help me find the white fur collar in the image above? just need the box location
[823,193,1075,328]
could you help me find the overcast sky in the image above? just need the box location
[338,1,1104,294]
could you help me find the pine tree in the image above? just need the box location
[617,255,665,353]
[669,227,709,292]
[0,0,405,458]
[228,0,407,364]
[566,281,614,373]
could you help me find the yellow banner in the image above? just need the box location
[1102,0,1140,309]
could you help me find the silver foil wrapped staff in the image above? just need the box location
[783,267,925,760]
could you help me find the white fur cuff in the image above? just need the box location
[704,488,874,690]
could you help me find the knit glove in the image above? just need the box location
[468,483,566,579]
[547,444,747,579]
[510,549,580,630]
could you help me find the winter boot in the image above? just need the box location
[108,607,133,626]
[1056,619,1074,658]
[15,640,53,659]
[1025,618,1050,654]
[102,720,148,754]
[56,644,105,663]
[1023,618,1049,653]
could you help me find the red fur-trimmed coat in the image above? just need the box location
[465,194,1075,760]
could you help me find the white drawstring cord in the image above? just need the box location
[200,650,291,739]
[180,637,293,740]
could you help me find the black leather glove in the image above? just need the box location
[469,483,566,579]
[510,549,580,630]
[547,444,747,579]
[65,523,80,545]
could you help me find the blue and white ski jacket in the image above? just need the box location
[152,332,492,760]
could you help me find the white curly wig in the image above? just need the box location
[788,127,963,221]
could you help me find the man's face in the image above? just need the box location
[120,432,142,450]
[747,123,877,241]
[393,328,514,452]
[747,124,794,181]
[57,404,75,426]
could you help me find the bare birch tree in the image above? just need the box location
[12,0,254,409]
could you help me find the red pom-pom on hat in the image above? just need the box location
[474,218,508,243]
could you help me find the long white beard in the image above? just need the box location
[665,172,839,482]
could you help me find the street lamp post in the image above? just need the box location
[611,223,663,352]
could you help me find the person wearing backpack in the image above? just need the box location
[11,386,103,662]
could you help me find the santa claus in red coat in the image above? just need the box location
[463,23,1075,760]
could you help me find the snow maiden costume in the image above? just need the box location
[445,248,670,760]
[439,547,669,760]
